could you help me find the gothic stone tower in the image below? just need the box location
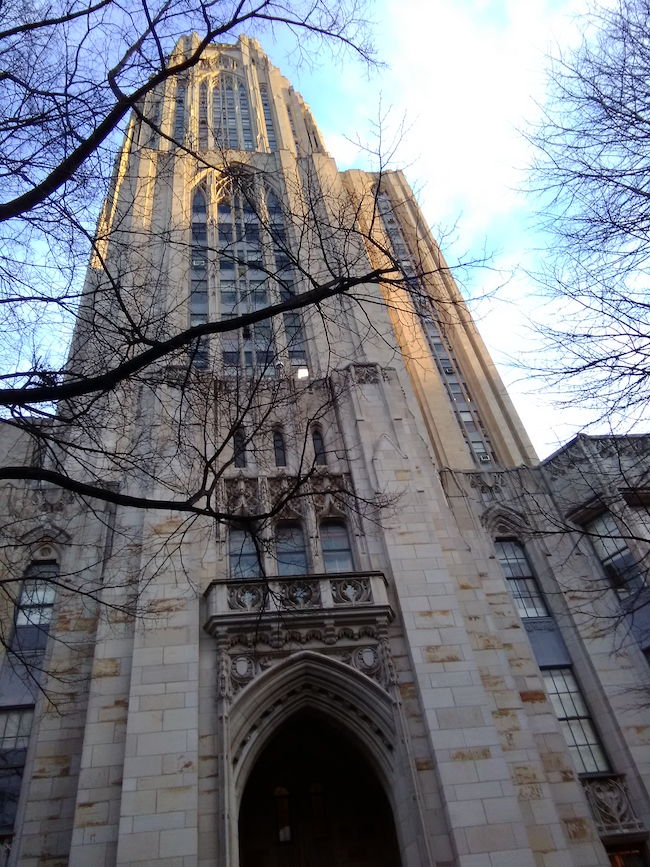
[1,34,649,867]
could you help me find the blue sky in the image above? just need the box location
[262,0,598,458]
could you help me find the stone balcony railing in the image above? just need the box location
[204,570,392,636]
[204,572,395,694]
[581,774,645,839]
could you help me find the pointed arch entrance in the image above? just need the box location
[239,713,401,867]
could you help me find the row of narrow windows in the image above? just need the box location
[172,78,275,153]
[494,509,650,778]
[375,192,496,466]
[151,74,319,156]
[230,520,353,579]
[232,428,326,469]
[190,186,307,374]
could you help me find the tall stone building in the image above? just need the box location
[1,34,650,867]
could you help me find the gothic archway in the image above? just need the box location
[238,713,401,867]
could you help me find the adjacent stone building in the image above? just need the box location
[1,34,649,867]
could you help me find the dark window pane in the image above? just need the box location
[233,430,246,468]
[542,668,609,774]
[312,430,326,466]
[321,522,353,573]
[276,525,307,576]
[229,529,260,579]
[494,541,548,618]
[273,431,286,467]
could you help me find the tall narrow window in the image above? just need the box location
[225,78,238,148]
[276,524,307,575]
[259,85,277,151]
[312,429,326,466]
[273,430,286,467]
[586,513,645,595]
[190,191,209,367]
[238,83,253,149]
[198,82,208,150]
[267,190,306,366]
[321,522,353,573]
[173,82,186,144]
[495,540,548,619]
[213,84,223,147]
[233,429,246,468]
[218,192,275,376]
[229,529,260,579]
[0,709,33,834]
[542,668,609,774]
[287,105,300,151]
[149,98,160,148]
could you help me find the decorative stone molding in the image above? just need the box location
[331,576,372,604]
[581,775,644,837]
[205,571,394,693]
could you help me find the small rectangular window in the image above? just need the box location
[542,668,609,774]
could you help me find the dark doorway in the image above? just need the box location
[239,714,401,867]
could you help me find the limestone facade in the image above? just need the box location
[0,35,648,867]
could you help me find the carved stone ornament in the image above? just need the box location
[352,646,381,676]
[353,364,380,385]
[280,580,320,609]
[218,649,233,698]
[468,471,506,501]
[581,775,644,835]
[228,584,264,611]
[8,484,74,519]
[224,478,259,515]
[331,577,372,605]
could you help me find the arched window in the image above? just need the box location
[312,429,326,466]
[259,85,277,151]
[212,77,253,150]
[494,540,548,619]
[229,529,260,579]
[273,430,286,467]
[173,81,186,144]
[275,524,307,575]
[198,82,208,150]
[233,429,246,468]
[320,521,353,573]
